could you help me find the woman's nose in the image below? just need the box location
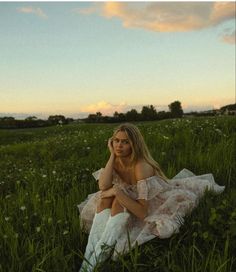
[118,141,123,147]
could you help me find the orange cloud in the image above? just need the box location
[78,2,235,32]
[17,6,47,19]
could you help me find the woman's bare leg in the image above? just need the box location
[111,197,125,216]
[96,196,114,213]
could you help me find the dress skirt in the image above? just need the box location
[78,168,225,256]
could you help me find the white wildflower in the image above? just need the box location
[20,206,26,211]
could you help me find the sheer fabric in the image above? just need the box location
[78,168,224,255]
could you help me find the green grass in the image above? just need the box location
[0,116,235,271]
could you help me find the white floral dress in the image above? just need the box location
[78,168,224,255]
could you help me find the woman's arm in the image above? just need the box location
[100,186,147,219]
[101,161,153,220]
[115,189,148,220]
[98,138,115,191]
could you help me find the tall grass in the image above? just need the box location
[0,116,235,271]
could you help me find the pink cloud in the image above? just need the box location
[78,2,235,33]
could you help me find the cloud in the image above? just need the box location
[78,2,235,32]
[221,29,236,44]
[80,101,128,116]
[17,6,47,19]
[79,101,170,116]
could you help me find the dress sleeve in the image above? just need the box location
[92,168,120,185]
[137,179,149,200]
[92,168,104,181]
[137,176,172,200]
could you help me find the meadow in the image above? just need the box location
[0,116,235,272]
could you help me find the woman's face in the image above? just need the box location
[112,131,132,158]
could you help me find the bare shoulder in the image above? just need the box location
[134,160,155,181]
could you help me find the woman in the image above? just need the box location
[78,123,224,272]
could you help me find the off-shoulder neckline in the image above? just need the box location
[113,169,165,185]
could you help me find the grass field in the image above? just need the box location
[0,116,235,272]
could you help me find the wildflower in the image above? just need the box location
[5,194,11,199]
[86,146,91,150]
[163,136,169,140]
[4,217,10,222]
[16,180,20,185]
[42,174,47,178]
[48,217,52,224]
[52,170,56,175]
[36,227,41,233]
[20,206,26,211]
[63,230,69,235]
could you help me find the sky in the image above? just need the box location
[0,1,235,119]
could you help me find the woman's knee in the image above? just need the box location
[111,198,124,216]
[97,197,114,213]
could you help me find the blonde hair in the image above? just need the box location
[112,123,167,180]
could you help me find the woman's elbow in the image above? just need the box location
[98,184,106,191]
[98,182,111,191]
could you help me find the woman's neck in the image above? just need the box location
[116,156,132,169]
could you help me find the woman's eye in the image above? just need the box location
[113,139,119,143]
[122,140,129,144]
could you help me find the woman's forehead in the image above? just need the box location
[114,131,128,139]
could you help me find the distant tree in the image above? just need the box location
[126,109,139,121]
[25,116,37,121]
[220,103,236,111]
[66,118,74,123]
[48,115,66,125]
[86,114,97,123]
[141,105,157,120]
[156,111,171,120]
[168,101,183,118]
[1,116,15,121]
[113,111,119,119]
[95,112,103,122]
[112,111,125,122]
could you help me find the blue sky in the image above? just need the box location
[0,2,235,119]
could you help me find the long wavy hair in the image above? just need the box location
[112,123,167,180]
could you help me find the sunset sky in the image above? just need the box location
[0,1,235,119]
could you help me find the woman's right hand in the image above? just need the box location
[108,138,115,155]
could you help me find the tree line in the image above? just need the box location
[0,101,184,129]
[86,101,183,123]
[0,115,73,129]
